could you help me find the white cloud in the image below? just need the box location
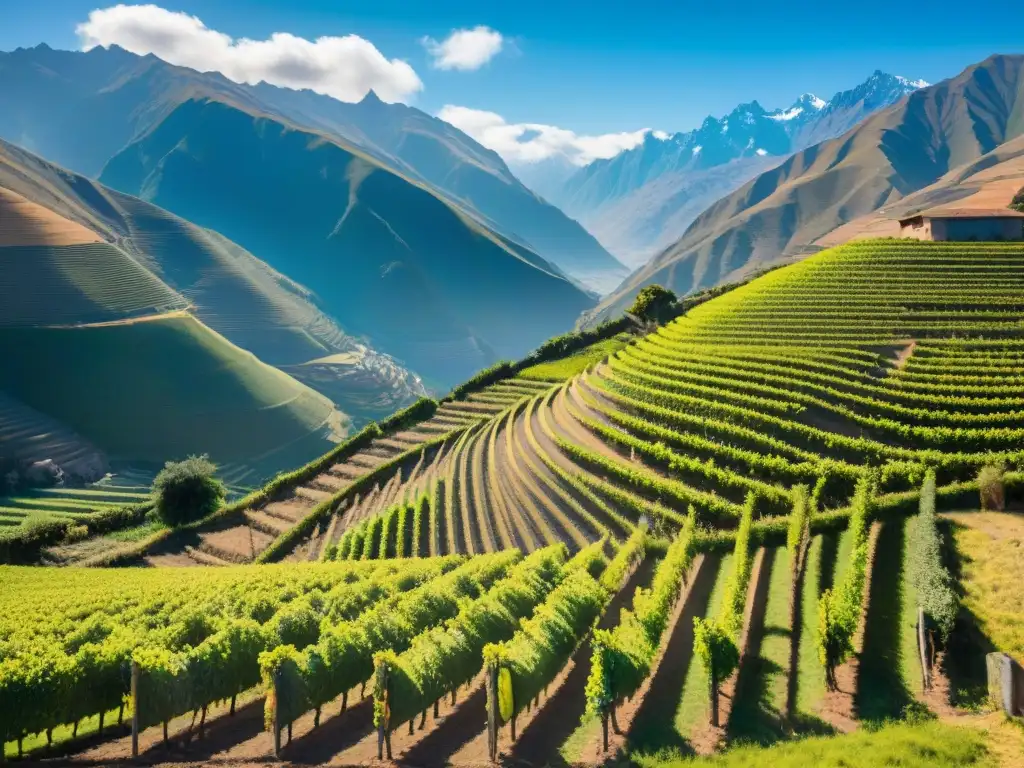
[438,105,653,166]
[422,26,503,71]
[76,4,423,103]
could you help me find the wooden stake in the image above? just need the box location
[272,670,282,758]
[709,674,719,728]
[918,606,931,691]
[486,665,499,762]
[131,660,140,758]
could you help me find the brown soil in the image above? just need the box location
[580,554,711,763]
[0,186,103,246]
[892,341,918,370]
[603,554,722,762]
[507,557,656,766]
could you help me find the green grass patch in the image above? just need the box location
[0,315,337,466]
[518,335,630,381]
[638,720,989,768]
[950,512,1024,666]
[853,518,915,724]
[104,518,166,542]
[795,535,826,715]
[726,546,793,746]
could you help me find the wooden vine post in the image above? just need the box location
[917,606,931,691]
[272,669,282,758]
[131,660,140,758]
[376,664,392,760]
[709,668,720,728]
[486,664,499,762]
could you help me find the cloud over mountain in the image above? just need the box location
[422,26,503,71]
[76,3,422,103]
[437,105,654,166]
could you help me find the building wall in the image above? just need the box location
[899,220,933,240]
[939,218,1024,241]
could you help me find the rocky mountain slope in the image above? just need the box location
[556,71,926,264]
[585,55,1024,324]
[0,44,625,292]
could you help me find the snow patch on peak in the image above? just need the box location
[692,144,703,155]
[768,106,804,121]
[896,75,929,88]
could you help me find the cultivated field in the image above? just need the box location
[3,239,1024,765]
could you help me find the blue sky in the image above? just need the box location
[4,1,1022,164]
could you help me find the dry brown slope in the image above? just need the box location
[589,54,1024,323]
[817,133,1024,245]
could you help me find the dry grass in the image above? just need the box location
[946,512,1024,665]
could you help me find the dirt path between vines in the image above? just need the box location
[507,557,657,766]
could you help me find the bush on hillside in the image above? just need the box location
[1010,186,1024,212]
[153,455,226,527]
[977,464,1005,511]
[628,285,678,324]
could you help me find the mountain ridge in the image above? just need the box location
[551,70,926,264]
[585,54,1024,325]
[97,97,596,388]
[0,43,626,293]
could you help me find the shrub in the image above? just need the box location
[907,471,959,663]
[1010,186,1024,212]
[628,285,678,324]
[152,455,226,527]
[977,464,1006,511]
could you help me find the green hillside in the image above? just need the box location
[0,314,341,466]
[0,242,187,326]
[0,137,425,424]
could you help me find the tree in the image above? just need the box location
[152,455,226,527]
[1010,186,1024,212]
[628,285,678,324]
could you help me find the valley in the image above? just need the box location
[2,25,1024,768]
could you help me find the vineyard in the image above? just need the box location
[3,238,1024,764]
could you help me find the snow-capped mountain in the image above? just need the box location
[545,71,927,265]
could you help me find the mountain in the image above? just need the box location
[250,86,628,292]
[554,71,926,265]
[585,54,1024,324]
[98,98,595,388]
[0,139,347,482]
[0,137,424,426]
[0,44,626,293]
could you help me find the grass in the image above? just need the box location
[795,535,827,716]
[854,518,914,724]
[637,720,990,768]
[0,242,185,326]
[0,314,339,466]
[105,518,166,542]
[948,512,1024,665]
[726,546,792,746]
[518,335,631,381]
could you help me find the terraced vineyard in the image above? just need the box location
[275,241,1024,565]
[4,239,1024,765]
